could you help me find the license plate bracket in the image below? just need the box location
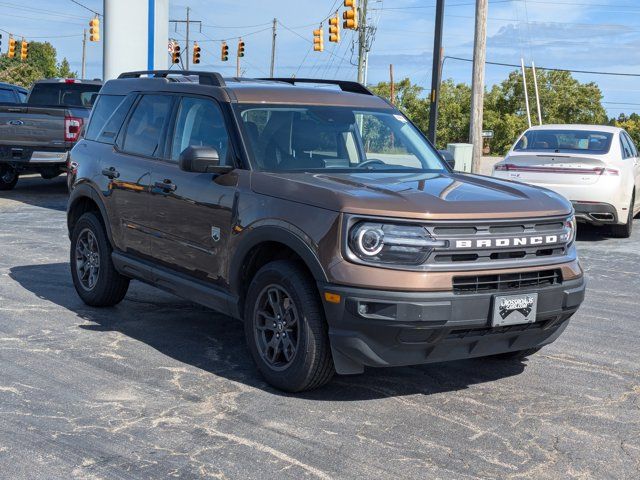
[492,293,538,327]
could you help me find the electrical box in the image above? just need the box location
[446,143,473,173]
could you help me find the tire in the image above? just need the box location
[610,193,634,238]
[244,260,334,392]
[0,165,18,191]
[490,346,542,360]
[70,212,130,307]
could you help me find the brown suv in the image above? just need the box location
[67,71,585,392]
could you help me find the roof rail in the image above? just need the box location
[118,70,226,87]
[258,77,373,96]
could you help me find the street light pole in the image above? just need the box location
[427,0,445,145]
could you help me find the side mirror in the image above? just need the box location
[438,150,456,170]
[178,146,232,174]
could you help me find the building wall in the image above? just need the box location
[103,0,168,80]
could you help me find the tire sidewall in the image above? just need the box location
[70,212,112,303]
[0,165,18,190]
[244,263,323,391]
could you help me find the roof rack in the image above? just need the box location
[118,70,226,87]
[258,78,373,96]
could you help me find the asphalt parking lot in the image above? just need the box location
[1,176,639,479]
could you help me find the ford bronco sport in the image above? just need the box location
[67,71,585,392]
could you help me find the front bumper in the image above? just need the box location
[320,276,585,374]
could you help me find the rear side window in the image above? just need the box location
[27,83,101,107]
[623,132,637,157]
[620,134,634,159]
[121,95,174,157]
[85,94,135,144]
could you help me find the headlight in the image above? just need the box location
[561,215,576,245]
[348,222,445,265]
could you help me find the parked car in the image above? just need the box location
[493,125,639,237]
[0,82,28,104]
[66,71,585,392]
[0,78,102,190]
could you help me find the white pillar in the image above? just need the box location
[103,0,168,81]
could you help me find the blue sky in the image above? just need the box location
[2,0,639,116]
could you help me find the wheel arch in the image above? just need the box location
[67,184,113,244]
[229,225,328,317]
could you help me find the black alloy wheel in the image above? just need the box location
[253,284,300,371]
[75,228,101,291]
[244,260,335,392]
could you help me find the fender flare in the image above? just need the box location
[67,183,114,244]
[229,224,328,296]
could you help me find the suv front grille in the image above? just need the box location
[424,218,571,268]
[452,269,562,294]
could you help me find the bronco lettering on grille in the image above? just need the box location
[455,235,559,249]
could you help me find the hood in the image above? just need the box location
[250,171,572,220]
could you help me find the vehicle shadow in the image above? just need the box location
[0,175,68,212]
[9,262,529,401]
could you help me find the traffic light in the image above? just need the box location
[221,41,229,61]
[313,27,324,52]
[20,39,28,61]
[8,36,16,59]
[329,15,340,43]
[89,17,100,42]
[237,39,245,57]
[343,0,358,30]
[192,42,201,64]
[172,43,181,64]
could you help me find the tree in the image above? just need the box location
[611,113,640,149]
[0,41,76,87]
[371,70,609,156]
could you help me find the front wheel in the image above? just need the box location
[610,193,634,238]
[244,260,334,392]
[0,165,18,190]
[70,212,130,306]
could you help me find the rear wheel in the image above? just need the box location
[610,193,634,238]
[0,165,18,190]
[490,346,542,360]
[70,212,130,306]
[244,260,334,392]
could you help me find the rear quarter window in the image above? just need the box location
[85,94,135,144]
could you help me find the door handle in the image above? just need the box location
[101,167,120,179]
[154,179,177,192]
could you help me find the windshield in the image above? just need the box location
[514,129,613,154]
[236,104,446,172]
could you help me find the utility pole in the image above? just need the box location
[521,58,532,128]
[81,29,87,79]
[389,64,395,105]
[469,0,488,173]
[270,18,277,77]
[427,0,445,145]
[169,7,201,71]
[357,0,368,84]
[531,60,542,125]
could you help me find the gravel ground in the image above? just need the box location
[0,175,638,479]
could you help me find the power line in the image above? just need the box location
[68,0,101,17]
[445,56,640,78]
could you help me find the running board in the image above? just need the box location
[111,251,241,319]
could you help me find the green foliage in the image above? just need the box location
[0,41,76,88]
[371,70,612,156]
[611,113,640,148]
